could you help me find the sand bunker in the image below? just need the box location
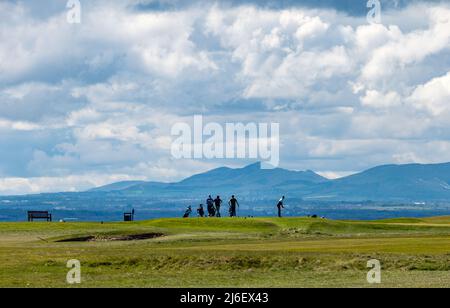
[57,233,164,242]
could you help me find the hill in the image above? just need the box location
[306,163,450,201]
[90,162,450,202]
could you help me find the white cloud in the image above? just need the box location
[0,174,146,196]
[243,46,353,100]
[0,82,85,122]
[205,6,353,101]
[0,119,42,131]
[360,7,450,85]
[316,171,355,180]
[0,2,217,84]
[408,71,450,116]
[361,90,402,108]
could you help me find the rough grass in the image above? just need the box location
[0,217,449,288]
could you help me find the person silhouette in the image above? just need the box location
[207,195,215,217]
[277,196,285,218]
[228,195,239,217]
[214,196,222,217]
[197,204,205,217]
[183,206,192,218]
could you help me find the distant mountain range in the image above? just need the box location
[90,162,328,199]
[89,162,450,202]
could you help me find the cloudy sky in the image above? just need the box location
[0,0,450,195]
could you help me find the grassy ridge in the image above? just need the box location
[0,217,449,287]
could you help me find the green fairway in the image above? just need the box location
[0,216,449,288]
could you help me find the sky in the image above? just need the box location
[0,0,450,195]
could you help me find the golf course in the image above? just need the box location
[1,216,449,288]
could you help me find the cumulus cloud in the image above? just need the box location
[359,6,450,86]
[0,174,146,196]
[361,90,402,109]
[408,71,450,116]
[0,82,85,122]
[0,119,42,131]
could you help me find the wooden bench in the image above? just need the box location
[124,209,135,222]
[28,211,52,222]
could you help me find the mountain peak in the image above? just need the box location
[242,162,262,170]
